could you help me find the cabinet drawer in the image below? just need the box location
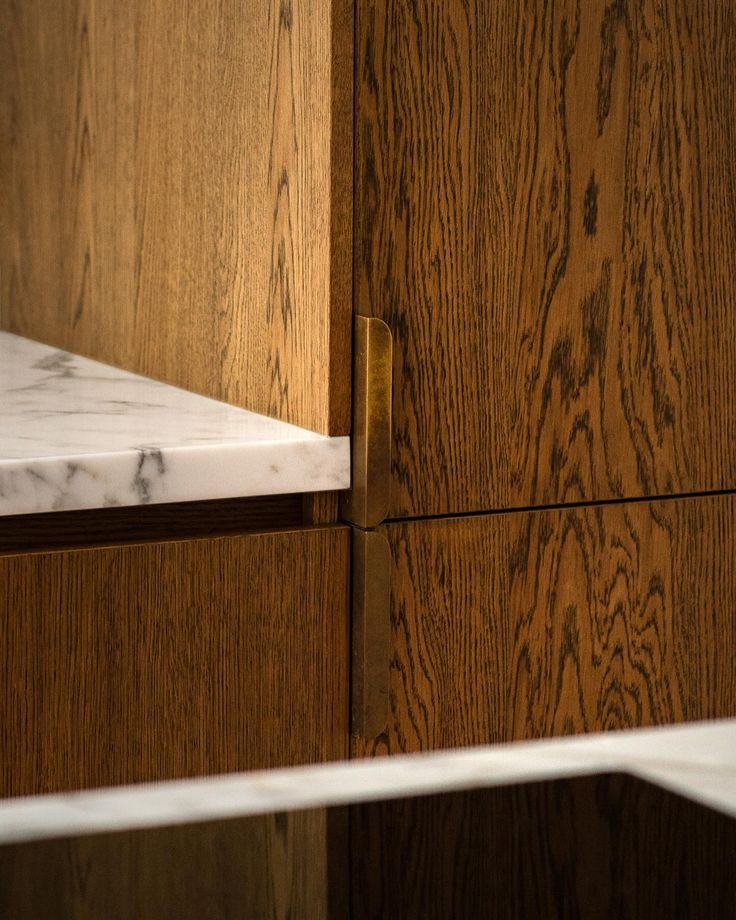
[1,527,349,796]
[355,495,736,755]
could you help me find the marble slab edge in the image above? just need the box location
[1,719,734,846]
[0,331,350,516]
[0,437,350,517]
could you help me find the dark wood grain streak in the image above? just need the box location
[0,527,349,796]
[357,0,736,517]
[0,0,352,434]
[0,494,307,555]
[350,774,736,920]
[0,811,339,920]
[355,494,736,755]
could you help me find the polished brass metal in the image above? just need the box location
[351,527,392,740]
[340,315,392,528]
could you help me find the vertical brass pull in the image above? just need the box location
[352,527,391,740]
[340,315,392,528]
[344,315,393,739]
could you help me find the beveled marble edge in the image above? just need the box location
[0,332,350,515]
[1,720,734,846]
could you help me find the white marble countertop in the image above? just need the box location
[0,332,349,516]
[1,720,734,845]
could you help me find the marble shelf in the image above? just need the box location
[1,719,734,845]
[0,332,350,517]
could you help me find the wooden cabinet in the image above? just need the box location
[354,495,736,755]
[356,0,736,518]
[2,0,736,914]
[349,0,736,767]
[1,527,349,796]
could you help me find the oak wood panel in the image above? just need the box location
[302,491,342,525]
[0,811,341,920]
[0,0,351,434]
[355,495,736,755]
[1,527,349,796]
[357,0,736,517]
[350,774,736,919]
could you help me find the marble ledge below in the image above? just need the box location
[0,332,350,518]
[0,719,734,846]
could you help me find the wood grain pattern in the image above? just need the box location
[357,0,736,516]
[302,491,342,525]
[0,0,351,434]
[350,774,736,919]
[0,527,349,796]
[355,494,736,755]
[0,810,340,920]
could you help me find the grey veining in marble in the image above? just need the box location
[1,720,734,845]
[0,332,349,516]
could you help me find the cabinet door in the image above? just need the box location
[357,0,736,517]
[1,527,349,796]
[354,495,736,755]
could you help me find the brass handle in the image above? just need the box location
[340,315,392,528]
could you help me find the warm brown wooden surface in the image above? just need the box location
[350,774,736,919]
[0,0,351,434]
[1,527,350,796]
[357,0,736,517]
[0,811,339,920]
[302,491,342,525]
[354,494,736,755]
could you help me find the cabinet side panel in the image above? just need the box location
[0,0,351,434]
